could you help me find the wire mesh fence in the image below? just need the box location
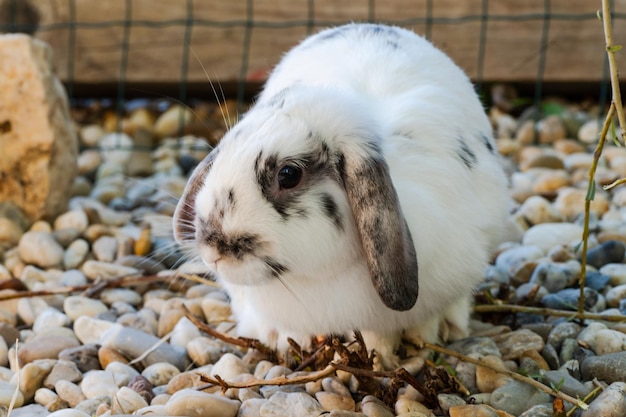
[1,0,625,142]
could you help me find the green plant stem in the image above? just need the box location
[566,385,603,416]
[602,0,626,139]
[579,102,616,316]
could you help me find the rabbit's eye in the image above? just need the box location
[278,165,302,189]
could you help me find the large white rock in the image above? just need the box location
[0,34,77,222]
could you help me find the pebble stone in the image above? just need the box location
[581,381,626,417]
[141,362,181,387]
[489,380,551,415]
[600,263,626,285]
[164,388,240,417]
[523,223,583,252]
[3,100,626,417]
[491,329,545,360]
[63,296,109,321]
[80,369,119,399]
[99,324,190,370]
[18,231,65,268]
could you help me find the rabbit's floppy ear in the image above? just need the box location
[339,140,419,311]
[173,150,217,243]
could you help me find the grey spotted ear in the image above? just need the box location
[340,148,419,311]
[173,150,217,243]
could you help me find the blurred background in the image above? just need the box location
[1,0,624,107]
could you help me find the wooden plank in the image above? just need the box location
[6,0,626,85]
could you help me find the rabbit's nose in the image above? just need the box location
[200,245,222,268]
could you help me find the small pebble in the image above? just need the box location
[361,395,395,417]
[475,355,511,393]
[58,344,101,373]
[581,381,626,417]
[528,262,573,292]
[581,350,626,383]
[18,231,64,268]
[584,240,626,268]
[606,283,626,308]
[18,335,80,365]
[594,329,626,354]
[540,370,590,399]
[16,360,55,401]
[600,263,626,285]
[584,271,611,290]
[92,235,118,262]
[449,404,499,417]
[522,223,583,252]
[100,324,190,370]
[518,404,554,417]
[63,296,109,321]
[437,393,465,413]
[43,360,83,389]
[73,316,115,344]
[489,380,551,415]
[316,391,355,411]
[54,210,89,233]
[165,388,240,417]
[81,260,140,280]
[141,362,180,387]
[239,398,267,417]
[541,287,599,311]
[546,322,581,350]
[491,329,545,360]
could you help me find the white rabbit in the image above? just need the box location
[174,23,509,367]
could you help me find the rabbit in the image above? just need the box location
[174,23,510,368]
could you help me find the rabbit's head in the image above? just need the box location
[174,85,418,311]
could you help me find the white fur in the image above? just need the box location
[176,24,510,366]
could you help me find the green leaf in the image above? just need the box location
[607,45,623,53]
[597,10,602,20]
[555,377,565,391]
[574,240,583,253]
[611,118,621,146]
[541,102,566,116]
[586,180,596,201]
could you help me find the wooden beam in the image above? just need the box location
[5,0,625,86]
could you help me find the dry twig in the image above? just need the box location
[422,342,588,410]
[0,273,170,302]
[182,305,273,355]
[474,303,626,322]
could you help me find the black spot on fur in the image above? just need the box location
[481,133,495,153]
[199,218,259,260]
[264,257,289,278]
[227,189,235,206]
[315,25,352,43]
[336,153,346,187]
[457,138,477,169]
[320,193,343,230]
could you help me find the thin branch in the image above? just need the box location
[196,363,338,393]
[182,305,273,355]
[195,360,426,397]
[566,385,603,417]
[128,330,174,366]
[474,303,626,322]
[579,102,616,316]
[0,273,167,301]
[422,342,588,410]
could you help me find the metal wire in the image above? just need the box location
[0,0,618,134]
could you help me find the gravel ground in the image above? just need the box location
[1,96,626,417]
